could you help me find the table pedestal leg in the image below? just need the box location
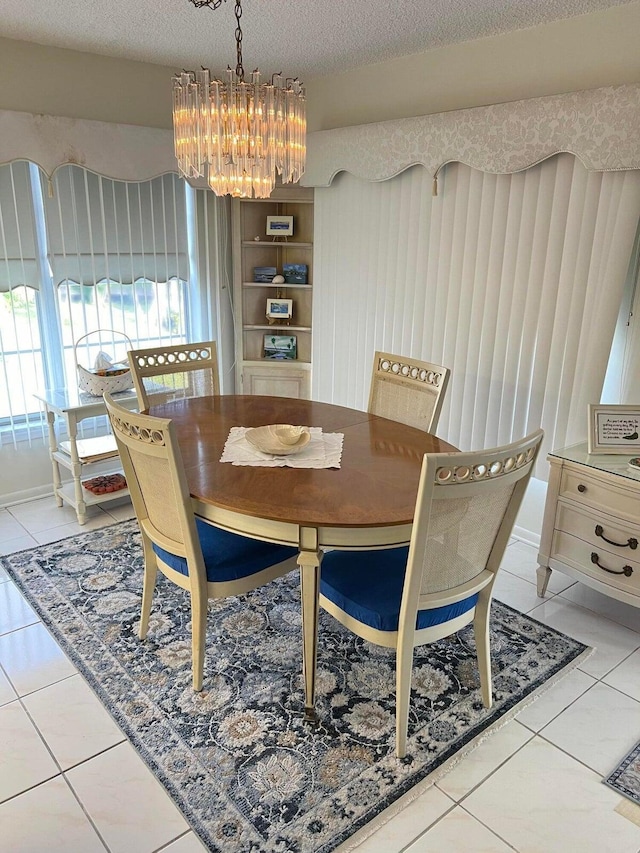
[298,527,322,724]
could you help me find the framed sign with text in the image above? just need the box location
[587,404,640,454]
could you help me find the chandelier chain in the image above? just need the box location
[234,0,244,80]
[187,0,244,80]
[188,0,226,9]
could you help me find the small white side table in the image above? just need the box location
[34,387,138,525]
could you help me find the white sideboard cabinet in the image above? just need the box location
[537,443,640,608]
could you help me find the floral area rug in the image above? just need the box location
[2,521,590,853]
[605,741,640,806]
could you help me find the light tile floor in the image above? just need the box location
[0,498,639,852]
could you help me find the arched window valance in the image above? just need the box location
[302,83,640,189]
[4,83,638,192]
[0,110,177,184]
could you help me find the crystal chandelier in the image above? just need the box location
[172,0,306,199]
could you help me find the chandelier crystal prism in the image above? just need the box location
[172,0,306,199]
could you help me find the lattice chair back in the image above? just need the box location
[104,392,201,574]
[127,340,220,411]
[368,351,450,433]
[318,429,543,757]
[406,430,544,606]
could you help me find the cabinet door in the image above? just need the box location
[242,364,310,399]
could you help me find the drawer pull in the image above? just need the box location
[577,484,587,493]
[590,552,633,577]
[594,525,638,550]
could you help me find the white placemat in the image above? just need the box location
[220,426,344,468]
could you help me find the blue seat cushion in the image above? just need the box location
[320,547,479,632]
[152,518,297,583]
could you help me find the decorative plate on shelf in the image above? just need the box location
[245,424,311,456]
[82,473,127,494]
[628,457,640,472]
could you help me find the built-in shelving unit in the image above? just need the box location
[232,184,313,398]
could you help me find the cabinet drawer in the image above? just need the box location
[559,468,640,522]
[551,529,640,597]
[556,502,640,558]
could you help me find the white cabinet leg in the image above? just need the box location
[537,564,552,597]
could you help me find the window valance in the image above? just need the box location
[2,83,639,192]
[0,110,177,183]
[302,84,640,189]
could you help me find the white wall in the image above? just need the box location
[0,37,174,129]
[1,439,57,506]
[513,477,547,548]
[306,3,640,130]
[0,3,639,132]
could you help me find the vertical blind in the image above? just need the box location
[44,167,188,286]
[0,161,38,292]
[312,154,640,476]
[0,162,45,432]
[619,224,640,403]
[44,166,193,381]
[0,162,227,448]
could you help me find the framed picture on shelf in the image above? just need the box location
[263,335,297,360]
[587,404,640,454]
[283,263,308,284]
[266,215,294,237]
[266,298,293,320]
[253,266,277,283]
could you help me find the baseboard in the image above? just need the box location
[511,476,546,550]
[512,523,541,549]
[0,485,55,510]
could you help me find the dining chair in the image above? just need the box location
[368,351,450,433]
[104,392,298,691]
[127,340,220,411]
[319,429,543,758]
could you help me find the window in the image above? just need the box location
[0,285,43,424]
[0,162,209,444]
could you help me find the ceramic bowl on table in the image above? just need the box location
[245,424,311,455]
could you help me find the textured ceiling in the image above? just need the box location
[0,0,635,80]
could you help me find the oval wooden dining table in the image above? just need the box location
[148,394,458,722]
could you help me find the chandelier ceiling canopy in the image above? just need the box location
[172,0,306,199]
